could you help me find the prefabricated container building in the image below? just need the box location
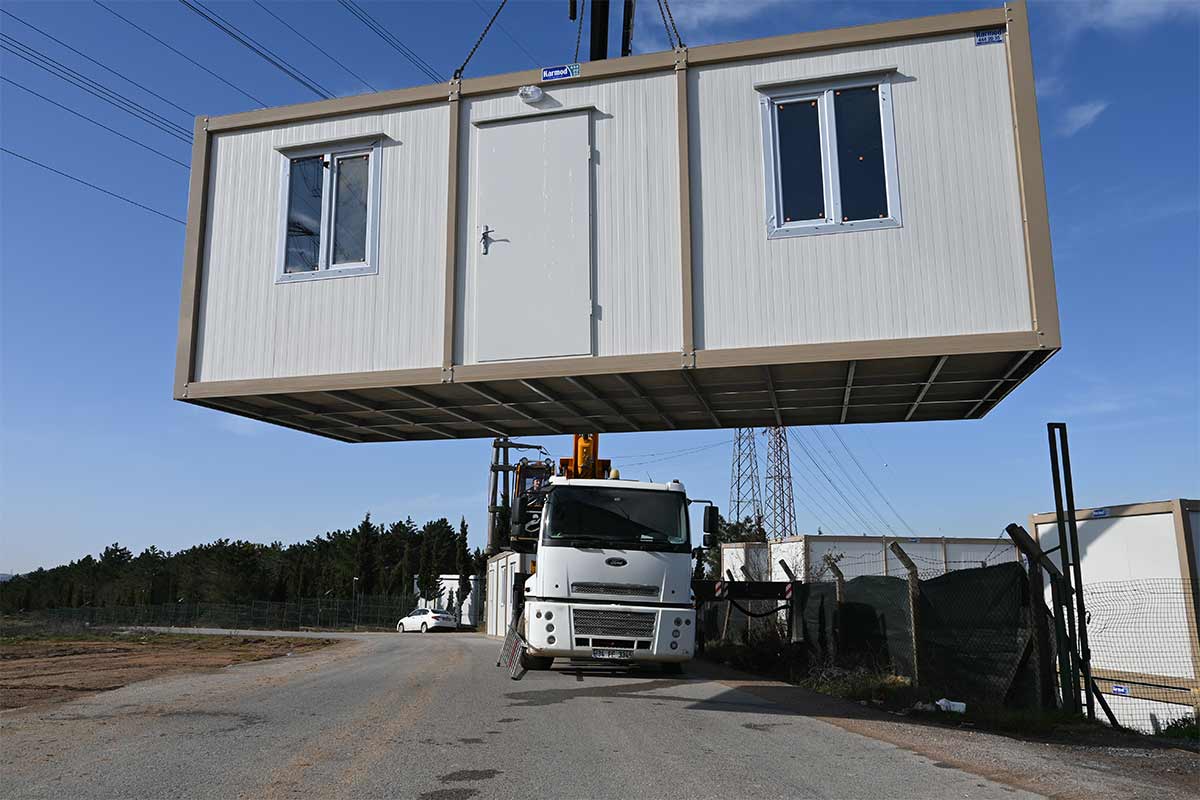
[175,2,1059,442]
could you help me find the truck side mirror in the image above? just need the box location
[702,533,713,548]
[703,505,720,534]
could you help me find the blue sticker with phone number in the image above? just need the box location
[975,29,1004,46]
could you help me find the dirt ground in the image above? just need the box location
[0,632,338,710]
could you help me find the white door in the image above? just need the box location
[474,111,592,362]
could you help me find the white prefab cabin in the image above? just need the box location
[175,2,1059,442]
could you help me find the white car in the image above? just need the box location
[396,608,457,633]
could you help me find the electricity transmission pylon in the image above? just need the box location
[728,428,763,525]
[762,426,797,540]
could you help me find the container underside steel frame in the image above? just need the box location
[186,344,1052,442]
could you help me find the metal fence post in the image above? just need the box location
[889,542,920,687]
[827,559,845,663]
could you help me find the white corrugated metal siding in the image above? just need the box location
[690,32,1033,351]
[195,105,449,381]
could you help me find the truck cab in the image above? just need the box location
[516,476,713,670]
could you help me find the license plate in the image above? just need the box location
[592,648,633,660]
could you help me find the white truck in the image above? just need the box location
[492,435,719,674]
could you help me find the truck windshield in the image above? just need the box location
[543,486,689,552]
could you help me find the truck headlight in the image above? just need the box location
[547,635,556,645]
[544,611,553,621]
[546,623,555,633]
[674,617,683,626]
[671,629,680,639]
[670,641,678,650]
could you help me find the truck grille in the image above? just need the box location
[572,609,656,638]
[570,582,658,597]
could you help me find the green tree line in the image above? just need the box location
[0,514,487,614]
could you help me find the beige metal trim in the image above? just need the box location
[1092,668,1200,699]
[753,66,898,93]
[181,367,446,399]
[200,7,1007,135]
[695,331,1040,370]
[1172,499,1200,685]
[1004,1,1061,350]
[173,116,212,399]
[675,47,695,362]
[442,84,462,373]
[1030,501,1181,525]
[472,104,599,127]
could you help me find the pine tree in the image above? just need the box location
[456,518,473,623]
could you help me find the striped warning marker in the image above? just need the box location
[784,583,793,600]
[715,581,727,598]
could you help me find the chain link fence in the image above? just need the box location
[1083,578,1198,737]
[0,593,425,636]
[700,560,1046,710]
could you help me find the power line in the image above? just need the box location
[178,0,334,99]
[0,35,192,142]
[92,0,267,107]
[799,428,889,535]
[788,428,881,535]
[470,0,541,67]
[251,1,377,93]
[827,427,919,536]
[1,147,185,225]
[0,9,193,118]
[783,433,856,534]
[810,427,898,536]
[338,0,442,84]
[0,76,188,168]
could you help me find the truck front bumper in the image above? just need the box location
[523,600,694,662]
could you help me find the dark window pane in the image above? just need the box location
[776,100,824,223]
[332,155,369,265]
[284,156,323,273]
[834,85,888,221]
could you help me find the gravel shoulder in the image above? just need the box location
[689,659,1199,800]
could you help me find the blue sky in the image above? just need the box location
[1,0,1197,574]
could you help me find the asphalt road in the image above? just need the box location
[1,630,1192,799]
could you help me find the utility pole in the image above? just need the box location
[589,0,610,61]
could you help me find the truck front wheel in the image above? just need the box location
[521,651,554,671]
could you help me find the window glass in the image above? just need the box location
[776,99,824,223]
[833,86,888,221]
[283,156,324,273]
[332,154,369,265]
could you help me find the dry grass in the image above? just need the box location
[0,630,337,709]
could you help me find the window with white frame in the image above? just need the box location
[759,74,901,239]
[276,138,381,282]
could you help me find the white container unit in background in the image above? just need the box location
[175,3,1060,442]
[486,550,534,637]
[414,574,483,627]
[721,535,1019,583]
[1032,500,1200,733]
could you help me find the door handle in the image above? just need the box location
[481,225,494,256]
